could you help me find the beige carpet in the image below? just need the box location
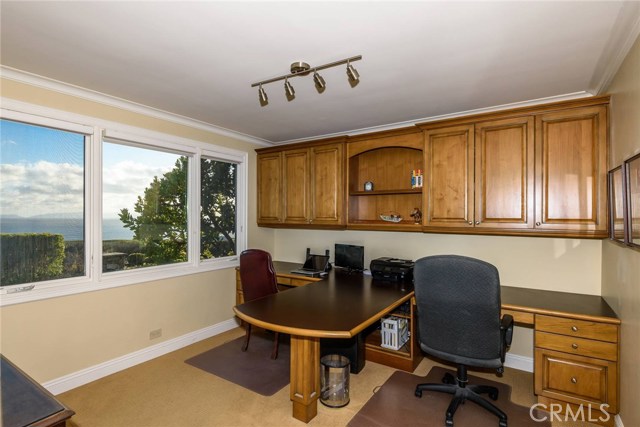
[57,327,601,427]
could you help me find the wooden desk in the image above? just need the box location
[234,267,413,422]
[234,263,620,426]
[1,355,75,427]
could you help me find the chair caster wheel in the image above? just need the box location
[442,373,455,384]
[445,418,454,427]
[489,391,499,400]
[499,421,507,427]
[415,389,422,398]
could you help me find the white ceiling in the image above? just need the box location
[2,1,640,145]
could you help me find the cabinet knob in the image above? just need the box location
[571,343,578,349]
[571,326,579,332]
[571,377,578,384]
[535,222,541,226]
[475,221,480,225]
[468,221,473,225]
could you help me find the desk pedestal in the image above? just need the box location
[290,336,320,423]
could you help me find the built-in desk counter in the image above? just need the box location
[235,262,620,426]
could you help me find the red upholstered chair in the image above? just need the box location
[239,249,280,359]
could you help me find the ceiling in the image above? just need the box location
[2,1,640,145]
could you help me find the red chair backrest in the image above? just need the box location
[239,249,279,302]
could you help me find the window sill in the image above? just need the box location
[0,257,238,307]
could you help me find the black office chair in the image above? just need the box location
[413,255,513,427]
[239,249,280,359]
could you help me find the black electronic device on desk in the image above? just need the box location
[370,257,414,282]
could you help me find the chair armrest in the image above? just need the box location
[499,314,514,363]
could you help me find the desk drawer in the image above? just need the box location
[536,315,618,343]
[535,331,617,361]
[535,348,617,410]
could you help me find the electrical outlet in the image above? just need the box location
[149,328,162,340]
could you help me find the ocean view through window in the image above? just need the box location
[0,118,87,286]
[1,103,246,303]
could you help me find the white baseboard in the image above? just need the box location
[44,318,240,395]
[504,353,534,373]
[615,414,624,427]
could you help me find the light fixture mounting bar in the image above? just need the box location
[251,55,362,87]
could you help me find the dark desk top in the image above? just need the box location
[234,261,620,338]
[501,285,619,324]
[234,267,413,338]
[1,354,75,427]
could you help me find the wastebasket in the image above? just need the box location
[320,354,350,407]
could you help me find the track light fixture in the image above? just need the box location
[251,55,362,105]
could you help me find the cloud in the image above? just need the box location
[1,159,175,218]
[102,160,175,218]
[1,161,83,217]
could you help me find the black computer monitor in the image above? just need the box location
[334,244,364,271]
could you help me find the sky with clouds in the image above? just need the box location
[1,119,179,219]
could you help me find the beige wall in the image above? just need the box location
[0,78,275,382]
[602,33,640,427]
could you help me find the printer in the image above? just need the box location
[370,257,414,282]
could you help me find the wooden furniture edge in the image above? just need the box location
[501,304,621,325]
[233,293,413,339]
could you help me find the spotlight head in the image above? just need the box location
[313,71,326,93]
[258,84,268,106]
[284,78,295,101]
[347,62,360,86]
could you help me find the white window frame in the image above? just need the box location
[0,99,247,306]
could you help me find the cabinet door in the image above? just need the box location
[535,106,608,235]
[309,143,344,225]
[283,148,310,224]
[257,152,283,224]
[475,117,534,229]
[424,125,474,228]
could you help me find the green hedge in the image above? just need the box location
[1,233,65,286]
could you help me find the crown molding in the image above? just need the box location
[274,91,593,145]
[589,2,640,95]
[0,66,272,147]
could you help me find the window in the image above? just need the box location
[0,104,246,304]
[200,157,237,260]
[102,141,189,272]
[0,118,87,287]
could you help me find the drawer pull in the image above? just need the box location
[571,326,579,332]
[571,343,578,349]
[571,377,578,384]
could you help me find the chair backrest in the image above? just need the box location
[239,249,279,302]
[413,255,502,366]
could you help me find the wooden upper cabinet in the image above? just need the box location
[475,116,534,229]
[283,149,310,224]
[423,118,534,230]
[423,125,474,228]
[310,143,344,225]
[535,105,608,236]
[257,152,282,225]
[256,139,345,228]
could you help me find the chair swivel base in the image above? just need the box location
[415,367,507,427]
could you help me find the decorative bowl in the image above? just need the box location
[379,213,403,223]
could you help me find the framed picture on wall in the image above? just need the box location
[624,153,640,249]
[608,165,626,244]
